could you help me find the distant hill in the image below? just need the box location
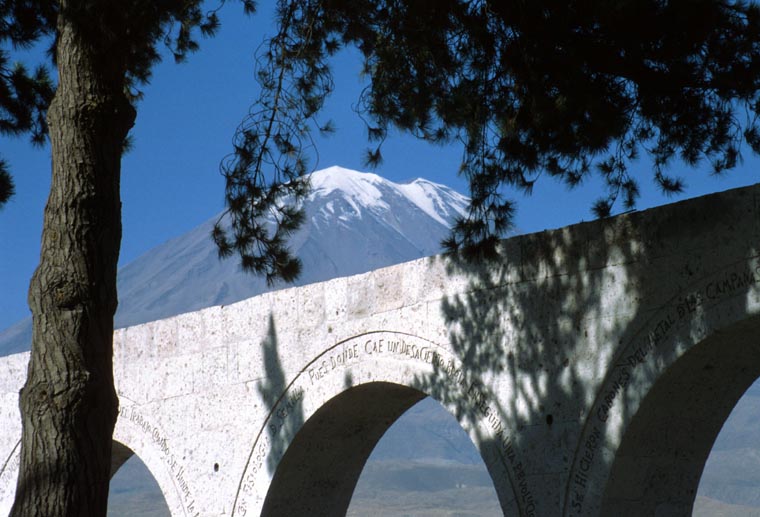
[693,495,760,517]
[348,459,502,517]
[698,387,760,510]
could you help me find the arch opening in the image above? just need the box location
[348,396,503,515]
[262,382,502,516]
[107,441,170,517]
[696,377,760,513]
[262,382,424,516]
[600,315,760,516]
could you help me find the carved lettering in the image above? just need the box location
[597,368,631,423]
[570,426,601,512]
[119,407,200,517]
[237,332,537,515]
[308,343,360,384]
[514,460,536,516]
[235,385,305,508]
[0,446,20,496]
[269,387,304,435]
[572,262,760,515]
[626,265,760,372]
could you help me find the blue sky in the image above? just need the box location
[2,2,759,330]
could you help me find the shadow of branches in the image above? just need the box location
[257,315,304,477]
[413,187,760,515]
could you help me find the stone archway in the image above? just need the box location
[0,438,176,517]
[108,441,171,516]
[230,330,526,517]
[347,395,503,515]
[112,406,192,516]
[599,315,760,516]
[262,382,425,516]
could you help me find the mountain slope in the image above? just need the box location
[0,166,469,351]
[116,166,468,328]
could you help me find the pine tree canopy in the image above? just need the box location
[4,1,760,278]
[216,0,760,276]
[0,1,54,207]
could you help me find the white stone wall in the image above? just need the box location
[1,184,759,516]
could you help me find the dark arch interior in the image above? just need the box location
[262,382,427,516]
[109,441,133,480]
[601,315,760,516]
[107,441,170,516]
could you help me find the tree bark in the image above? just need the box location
[11,4,134,516]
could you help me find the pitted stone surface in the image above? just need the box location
[2,184,760,516]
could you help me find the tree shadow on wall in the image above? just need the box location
[232,315,308,516]
[256,315,428,516]
[256,315,304,477]
[413,224,630,515]
[415,188,760,515]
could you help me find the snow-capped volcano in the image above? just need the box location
[0,166,469,354]
[309,165,468,228]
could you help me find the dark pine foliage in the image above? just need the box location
[214,0,336,284]
[0,1,55,207]
[222,0,760,272]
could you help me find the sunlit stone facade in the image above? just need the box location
[2,184,760,516]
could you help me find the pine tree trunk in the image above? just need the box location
[10,5,134,516]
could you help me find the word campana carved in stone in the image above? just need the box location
[602,264,760,425]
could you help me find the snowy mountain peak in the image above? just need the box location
[0,166,472,355]
[308,166,469,226]
[309,165,386,193]
[396,177,469,227]
[308,166,388,215]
